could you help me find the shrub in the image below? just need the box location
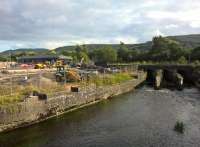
[193,60,200,65]
[174,121,185,134]
[177,56,187,64]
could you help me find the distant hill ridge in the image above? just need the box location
[0,34,200,57]
[55,34,200,53]
[168,34,200,49]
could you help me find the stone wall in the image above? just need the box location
[140,64,200,89]
[0,72,146,133]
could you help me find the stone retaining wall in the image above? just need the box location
[0,72,146,133]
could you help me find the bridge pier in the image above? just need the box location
[175,72,184,90]
[140,65,200,90]
[145,69,163,89]
[192,68,200,89]
[154,69,163,89]
[163,69,183,90]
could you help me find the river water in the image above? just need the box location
[0,87,200,147]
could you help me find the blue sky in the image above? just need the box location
[0,0,200,51]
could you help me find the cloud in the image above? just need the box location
[190,21,200,28]
[165,24,179,29]
[154,29,165,36]
[0,0,200,50]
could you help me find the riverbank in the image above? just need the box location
[0,72,146,133]
[1,86,200,147]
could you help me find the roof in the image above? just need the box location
[17,55,72,60]
[17,55,57,60]
[58,55,73,60]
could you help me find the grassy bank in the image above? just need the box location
[87,73,133,86]
[0,83,68,106]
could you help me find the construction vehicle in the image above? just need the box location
[56,60,63,67]
[76,57,84,68]
[55,65,81,82]
[34,63,46,69]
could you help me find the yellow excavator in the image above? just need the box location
[34,63,46,69]
[55,65,81,82]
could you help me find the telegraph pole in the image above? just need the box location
[188,54,191,64]
[10,49,13,95]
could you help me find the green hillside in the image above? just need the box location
[55,34,200,53]
[54,42,152,53]
[168,34,200,49]
[0,34,199,61]
[0,48,49,60]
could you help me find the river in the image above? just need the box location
[0,86,200,147]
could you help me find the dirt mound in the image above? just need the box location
[27,76,56,87]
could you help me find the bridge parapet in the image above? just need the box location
[142,64,198,89]
[139,64,199,71]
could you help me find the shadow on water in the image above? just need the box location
[0,86,200,147]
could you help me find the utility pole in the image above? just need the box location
[10,49,13,96]
[64,65,67,84]
[188,54,191,64]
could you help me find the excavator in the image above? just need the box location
[55,57,90,82]
[55,61,81,82]
[76,57,84,68]
[34,63,46,69]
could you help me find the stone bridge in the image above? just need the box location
[138,64,200,89]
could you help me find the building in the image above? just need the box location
[17,55,73,65]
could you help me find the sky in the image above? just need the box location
[0,0,200,51]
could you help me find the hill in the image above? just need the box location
[0,34,199,59]
[168,34,200,49]
[0,48,49,58]
[55,34,200,53]
[55,42,152,53]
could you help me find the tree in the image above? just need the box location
[74,45,90,63]
[177,56,187,64]
[75,44,88,54]
[0,56,7,62]
[118,42,130,62]
[61,50,73,57]
[149,36,171,61]
[75,45,82,53]
[92,46,117,65]
[149,36,188,62]
[193,60,200,65]
[50,50,57,55]
[130,48,140,61]
[28,51,37,56]
[191,47,200,60]
[78,52,89,63]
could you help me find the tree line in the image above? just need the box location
[61,36,200,65]
[1,36,200,65]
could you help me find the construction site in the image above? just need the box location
[0,56,137,106]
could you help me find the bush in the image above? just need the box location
[193,60,200,65]
[174,121,185,134]
[177,56,187,64]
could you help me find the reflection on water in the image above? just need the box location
[0,86,200,147]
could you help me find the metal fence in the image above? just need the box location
[0,65,139,105]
